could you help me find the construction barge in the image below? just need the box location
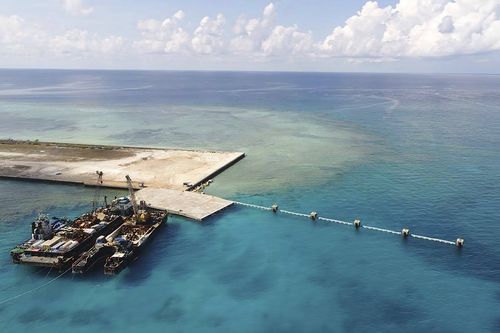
[10,175,168,275]
[73,201,166,275]
[10,197,131,270]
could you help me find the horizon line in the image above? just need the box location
[1,67,499,76]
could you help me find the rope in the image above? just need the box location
[233,201,272,211]
[362,225,400,235]
[233,201,458,246]
[0,267,71,306]
[280,210,309,218]
[411,234,455,245]
[318,216,351,226]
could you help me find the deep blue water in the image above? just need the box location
[0,69,500,332]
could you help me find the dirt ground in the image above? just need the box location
[0,140,244,190]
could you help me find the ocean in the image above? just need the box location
[0,69,499,332]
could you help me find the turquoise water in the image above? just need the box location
[0,70,500,332]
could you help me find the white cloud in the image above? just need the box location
[229,2,312,57]
[131,1,500,61]
[191,14,226,54]
[100,36,125,54]
[319,0,500,58]
[62,0,94,16]
[3,0,500,69]
[49,29,124,56]
[438,15,454,33]
[134,10,190,53]
[262,25,313,56]
[0,14,123,59]
[0,15,48,56]
[230,3,276,53]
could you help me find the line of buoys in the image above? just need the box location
[233,201,464,247]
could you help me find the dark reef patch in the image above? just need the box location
[152,295,185,322]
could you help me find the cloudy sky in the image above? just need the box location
[1,0,500,73]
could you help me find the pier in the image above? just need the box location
[136,188,233,221]
[0,140,243,220]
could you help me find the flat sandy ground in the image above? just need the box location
[0,140,244,190]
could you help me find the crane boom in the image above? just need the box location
[92,170,103,210]
[125,175,139,217]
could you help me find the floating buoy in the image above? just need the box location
[455,238,464,247]
[353,219,361,229]
[271,204,279,213]
[310,212,318,221]
[401,228,410,238]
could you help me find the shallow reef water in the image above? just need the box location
[0,70,500,332]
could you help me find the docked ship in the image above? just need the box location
[103,206,166,275]
[10,208,125,270]
[72,175,167,275]
[10,172,134,270]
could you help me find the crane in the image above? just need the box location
[125,175,139,219]
[92,170,103,210]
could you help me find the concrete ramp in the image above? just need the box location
[136,188,233,221]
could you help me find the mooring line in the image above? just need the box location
[233,201,463,247]
[0,267,71,306]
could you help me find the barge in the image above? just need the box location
[10,208,125,270]
[11,174,167,275]
[72,202,167,275]
[104,208,166,275]
[73,175,167,275]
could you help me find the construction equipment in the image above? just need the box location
[92,171,104,210]
[125,175,139,219]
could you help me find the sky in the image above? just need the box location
[0,0,500,73]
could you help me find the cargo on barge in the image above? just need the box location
[10,208,125,270]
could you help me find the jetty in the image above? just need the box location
[0,140,244,220]
[136,188,232,221]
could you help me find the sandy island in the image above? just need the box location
[0,140,245,191]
